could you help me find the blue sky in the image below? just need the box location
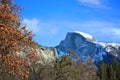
[17,0,120,46]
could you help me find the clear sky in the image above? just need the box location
[16,0,120,47]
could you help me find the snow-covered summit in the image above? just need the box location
[74,31,97,42]
[74,31,93,40]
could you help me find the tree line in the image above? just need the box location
[98,61,120,80]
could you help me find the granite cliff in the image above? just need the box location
[56,31,120,63]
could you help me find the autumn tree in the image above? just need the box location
[0,0,38,80]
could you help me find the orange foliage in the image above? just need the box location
[3,54,30,79]
[0,0,38,79]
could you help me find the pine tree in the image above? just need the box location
[99,61,120,80]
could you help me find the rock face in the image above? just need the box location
[36,45,58,64]
[16,45,58,64]
[56,31,120,63]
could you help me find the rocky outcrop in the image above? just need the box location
[16,45,58,64]
[35,45,58,64]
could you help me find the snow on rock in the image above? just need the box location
[74,31,97,42]
[99,42,120,57]
[99,42,120,49]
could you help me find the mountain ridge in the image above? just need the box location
[56,31,120,63]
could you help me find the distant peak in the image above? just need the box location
[73,31,97,42]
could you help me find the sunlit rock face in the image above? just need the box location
[56,31,120,63]
[35,45,58,64]
[16,45,58,64]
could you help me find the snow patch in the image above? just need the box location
[99,42,120,49]
[74,31,93,40]
[74,31,97,42]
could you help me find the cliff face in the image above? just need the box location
[16,45,58,64]
[35,45,58,64]
[56,31,120,63]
